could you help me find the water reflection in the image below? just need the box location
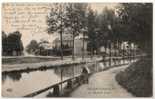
[2,64,84,83]
[54,64,83,77]
[2,72,22,82]
[2,64,84,97]
[2,74,7,84]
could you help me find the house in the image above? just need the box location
[74,33,88,56]
[52,33,88,56]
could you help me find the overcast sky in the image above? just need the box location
[2,3,119,48]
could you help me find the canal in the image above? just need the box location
[2,59,131,97]
[2,64,85,97]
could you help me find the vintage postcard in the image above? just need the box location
[1,2,153,98]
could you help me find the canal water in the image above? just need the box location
[2,64,85,97]
[2,59,131,97]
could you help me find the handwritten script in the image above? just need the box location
[2,3,52,33]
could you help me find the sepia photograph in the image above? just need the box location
[1,2,153,98]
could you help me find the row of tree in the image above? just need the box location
[47,3,152,60]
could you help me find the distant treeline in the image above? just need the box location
[26,40,72,56]
[2,31,24,56]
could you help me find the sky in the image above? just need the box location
[2,3,119,48]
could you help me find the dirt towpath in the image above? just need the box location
[70,65,133,98]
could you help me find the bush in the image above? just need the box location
[116,57,152,97]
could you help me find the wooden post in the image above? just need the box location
[95,57,97,72]
[76,76,81,85]
[105,43,107,67]
[53,85,60,97]
[73,65,75,78]
[130,44,132,63]
[134,45,136,61]
[123,43,125,64]
[109,42,112,67]
[117,40,119,65]
[67,80,73,89]
[60,68,63,92]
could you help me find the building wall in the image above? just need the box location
[74,39,88,56]
[53,39,88,56]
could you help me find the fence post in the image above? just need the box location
[60,68,63,93]
[95,57,97,72]
[109,42,112,67]
[53,85,60,97]
[130,44,132,63]
[73,65,75,78]
[67,80,73,89]
[104,44,107,67]
[123,43,125,64]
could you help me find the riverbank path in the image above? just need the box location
[70,65,133,98]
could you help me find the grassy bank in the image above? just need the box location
[116,57,152,97]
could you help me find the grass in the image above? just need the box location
[115,57,153,97]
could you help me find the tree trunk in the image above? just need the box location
[82,32,85,59]
[60,31,63,60]
[60,11,63,60]
[58,5,63,60]
[72,32,75,60]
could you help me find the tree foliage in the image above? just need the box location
[87,8,98,53]
[65,3,88,35]
[96,8,116,46]
[47,4,68,59]
[118,3,153,53]
[26,40,39,54]
[47,3,89,58]
[47,4,67,34]
[46,3,152,56]
[2,31,24,56]
[7,31,24,51]
[65,3,88,59]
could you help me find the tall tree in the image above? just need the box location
[47,4,67,60]
[95,7,116,57]
[117,3,153,54]
[26,40,39,55]
[65,3,88,60]
[87,8,98,55]
[6,31,24,56]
